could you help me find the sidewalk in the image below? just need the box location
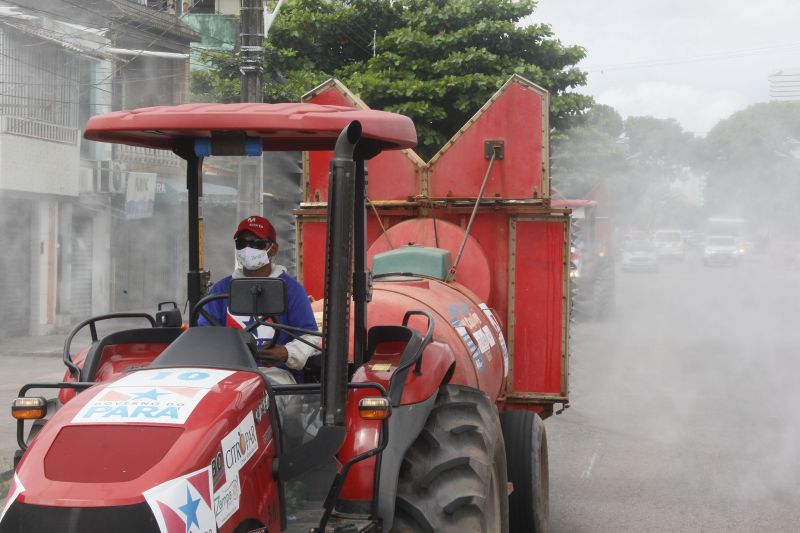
[0,333,66,358]
[0,316,158,359]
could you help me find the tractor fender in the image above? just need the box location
[395,341,456,405]
[375,343,455,529]
[376,391,438,530]
[341,342,455,510]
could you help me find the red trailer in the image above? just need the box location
[297,75,570,416]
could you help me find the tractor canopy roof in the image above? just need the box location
[84,102,417,156]
[551,199,597,209]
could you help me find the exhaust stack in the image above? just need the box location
[321,121,362,426]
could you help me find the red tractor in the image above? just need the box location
[3,76,569,533]
[552,185,615,320]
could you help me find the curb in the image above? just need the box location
[0,352,62,359]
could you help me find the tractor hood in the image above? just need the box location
[9,367,271,510]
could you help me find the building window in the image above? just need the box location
[187,0,216,14]
[0,28,79,129]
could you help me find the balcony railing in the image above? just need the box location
[0,116,78,145]
[116,144,183,167]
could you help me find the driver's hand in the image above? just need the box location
[258,345,289,367]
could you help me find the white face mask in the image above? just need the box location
[236,246,270,271]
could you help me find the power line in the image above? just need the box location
[585,42,800,73]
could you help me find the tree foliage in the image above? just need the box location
[551,104,628,198]
[702,101,800,223]
[191,0,591,158]
[552,106,705,230]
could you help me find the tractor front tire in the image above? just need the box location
[392,385,509,533]
[500,410,549,533]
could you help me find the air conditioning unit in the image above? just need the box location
[109,161,127,193]
[95,160,127,193]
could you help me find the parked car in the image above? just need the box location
[684,231,706,249]
[621,240,659,272]
[703,235,740,266]
[653,229,685,261]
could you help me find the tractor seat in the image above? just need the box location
[366,325,425,405]
[81,327,185,382]
[366,325,423,367]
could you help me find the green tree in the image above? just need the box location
[551,104,629,198]
[192,0,591,158]
[702,101,800,223]
[624,116,700,173]
[552,108,708,231]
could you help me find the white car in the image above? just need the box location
[703,236,739,266]
[621,240,658,271]
[653,230,685,261]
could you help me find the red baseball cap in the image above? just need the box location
[234,215,277,242]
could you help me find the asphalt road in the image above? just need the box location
[0,355,65,473]
[1,252,798,530]
[0,329,107,474]
[548,251,800,532]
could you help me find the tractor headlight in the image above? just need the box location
[12,397,47,420]
[358,397,391,420]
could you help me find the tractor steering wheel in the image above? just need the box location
[190,293,281,350]
[244,316,280,350]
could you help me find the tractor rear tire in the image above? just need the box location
[594,259,615,320]
[500,410,549,533]
[392,385,509,533]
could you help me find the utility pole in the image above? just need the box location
[237,0,265,221]
[240,0,264,103]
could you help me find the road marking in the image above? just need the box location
[581,441,603,479]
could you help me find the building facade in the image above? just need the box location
[0,1,197,336]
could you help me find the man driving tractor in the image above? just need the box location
[198,215,320,384]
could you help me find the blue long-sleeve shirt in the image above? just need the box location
[197,270,318,381]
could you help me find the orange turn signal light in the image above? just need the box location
[358,397,391,420]
[12,397,47,420]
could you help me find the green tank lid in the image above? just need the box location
[372,245,453,280]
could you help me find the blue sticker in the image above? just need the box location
[448,302,470,324]
[472,351,484,371]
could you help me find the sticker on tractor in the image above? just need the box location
[472,327,491,356]
[448,302,470,325]
[211,452,224,487]
[369,363,392,372]
[0,473,24,523]
[455,326,483,372]
[114,368,234,389]
[262,425,274,446]
[472,350,484,371]
[213,473,241,527]
[481,325,497,348]
[221,412,258,480]
[465,312,482,330]
[479,304,509,377]
[498,333,509,377]
[72,385,212,425]
[253,392,269,424]
[454,326,478,355]
[479,304,504,333]
[143,465,215,533]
